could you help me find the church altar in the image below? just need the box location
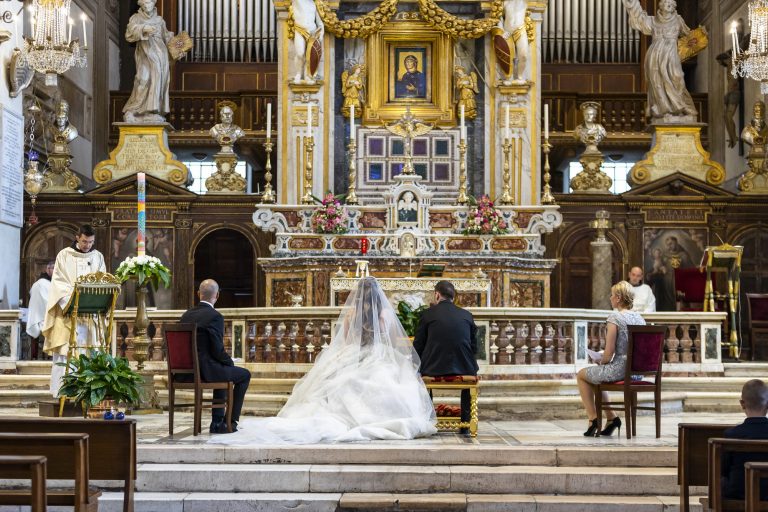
[329,276,492,307]
[254,173,561,307]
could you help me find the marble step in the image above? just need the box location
[723,362,768,377]
[96,492,702,512]
[136,444,677,467]
[134,463,680,495]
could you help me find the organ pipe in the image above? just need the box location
[176,0,276,62]
[543,0,639,64]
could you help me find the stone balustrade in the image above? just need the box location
[1,308,726,374]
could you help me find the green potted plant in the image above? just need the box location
[396,300,428,338]
[58,351,144,418]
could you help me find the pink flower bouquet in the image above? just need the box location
[462,195,508,235]
[311,193,349,234]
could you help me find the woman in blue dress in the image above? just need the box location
[577,281,646,437]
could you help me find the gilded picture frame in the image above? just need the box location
[365,19,454,126]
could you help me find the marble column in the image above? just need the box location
[591,240,613,310]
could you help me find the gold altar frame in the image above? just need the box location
[365,19,454,126]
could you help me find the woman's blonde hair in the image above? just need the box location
[611,281,634,309]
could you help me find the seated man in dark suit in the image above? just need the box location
[413,280,479,435]
[723,379,768,499]
[180,279,251,434]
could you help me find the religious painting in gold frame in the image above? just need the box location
[365,19,454,126]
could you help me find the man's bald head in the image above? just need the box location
[198,279,220,303]
[741,379,768,415]
[628,266,644,286]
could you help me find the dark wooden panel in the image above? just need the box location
[224,73,259,91]
[557,74,594,93]
[181,72,218,91]
[599,74,636,93]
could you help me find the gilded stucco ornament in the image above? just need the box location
[315,0,399,39]
[417,0,504,39]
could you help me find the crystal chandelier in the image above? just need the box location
[20,0,87,87]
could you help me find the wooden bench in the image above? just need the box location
[0,455,47,512]
[709,438,768,512]
[0,417,137,512]
[678,423,734,512]
[745,462,768,512]
[0,433,97,512]
[422,375,479,437]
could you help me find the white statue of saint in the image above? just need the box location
[123,0,178,123]
[210,105,245,153]
[500,0,529,82]
[622,0,697,122]
[290,0,324,83]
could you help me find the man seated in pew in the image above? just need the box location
[723,379,768,500]
[413,280,479,435]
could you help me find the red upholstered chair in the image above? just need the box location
[747,294,768,361]
[165,323,233,436]
[594,325,667,439]
[674,267,707,311]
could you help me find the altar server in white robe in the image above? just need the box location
[628,266,656,313]
[42,225,107,396]
[26,261,55,359]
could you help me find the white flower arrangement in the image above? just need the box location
[115,255,171,289]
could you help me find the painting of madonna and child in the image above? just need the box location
[390,46,431,101]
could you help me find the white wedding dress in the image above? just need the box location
[209,277,437,445]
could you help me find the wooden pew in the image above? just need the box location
[678,423,734,512]
[0,417,137,512]
[709,438,768,512]
[0,433,97,512]
[745,462,768,512]
[0,455,48,512]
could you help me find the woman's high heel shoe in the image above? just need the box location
[583,418,600,437]
[600,417,622,437]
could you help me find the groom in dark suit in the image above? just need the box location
[180,279,251,434]
[413,280,479,433]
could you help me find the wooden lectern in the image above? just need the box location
[702,243,743,359]
[58,271,121,416]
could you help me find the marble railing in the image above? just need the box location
[2,308,726,374]
[104,308,726,375]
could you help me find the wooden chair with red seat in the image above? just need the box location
[747,294,768,361]
[594,325,668,439]
[674,267,708,311]
[164,323,233,436]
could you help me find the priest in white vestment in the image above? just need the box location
[26,261,55,358]
[42,226,107,396]
[628,266,656,313]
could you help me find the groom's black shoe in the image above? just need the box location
[209,420,235,434]
[459,427,470,436]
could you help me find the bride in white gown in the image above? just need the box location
[209,277,437,444]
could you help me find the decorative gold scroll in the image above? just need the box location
[417,0,503,39]
[315,0,400,39]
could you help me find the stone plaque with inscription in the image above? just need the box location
[93,123,189,187]
[630,125,725,187]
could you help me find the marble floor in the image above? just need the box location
[4,407,747,447]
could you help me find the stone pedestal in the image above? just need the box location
[41,152,81,193]
[738,148,768,193]
[629,124,725,187]
[570,151,612,193]
[93,123,189,186]
[591,240,613,310]
[206,152,247,193]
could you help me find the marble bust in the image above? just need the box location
[210,105,245,153]
[574,102,607,153]
[53,100,78,153]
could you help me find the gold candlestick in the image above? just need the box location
[301,134,315,205]
[541,136,556,205]
[261,139,275,203]
[499,136,514,205]
[346,139,359,205]
[457,137,469,205]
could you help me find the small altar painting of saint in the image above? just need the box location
[394,49,427,99]
[397,191,418,224]
[399,232,416,258]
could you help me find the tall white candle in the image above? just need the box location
[68,18,73,44]
[460,104,465,140]
[350,104,355,141]
[505,104,510,139]
[80,14,87,46]
[731,22,739,55]
[307,104,312,132]
[544,103,549,139]
[266,103,272,139]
